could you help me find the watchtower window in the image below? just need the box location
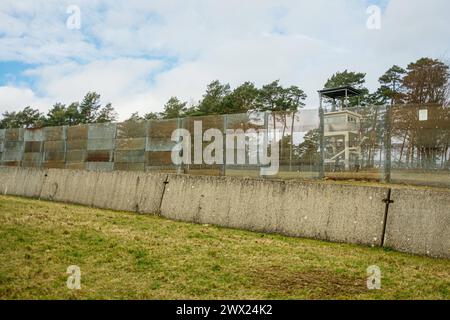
[325,115,346,124]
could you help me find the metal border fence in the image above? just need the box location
[0,104,449,188]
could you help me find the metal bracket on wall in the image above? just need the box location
[157,174,170,216]
[381,188,394,247]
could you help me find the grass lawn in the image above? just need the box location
[0,195,448,300]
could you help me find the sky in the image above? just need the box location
[0,0,449,120]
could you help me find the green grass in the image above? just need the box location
[0,195,449,300]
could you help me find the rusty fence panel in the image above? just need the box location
[42,126,66,169]
[66,124,88,170]
[1,128,24,167]
[86,123,116,172]
[23,128,44,168]
[145,119,178,173]
[114,121,146,171]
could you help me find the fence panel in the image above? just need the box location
[146,119,178,173]
[66,125,88,170]
[223,112,265,178]
[23,128,44,168]
[390,103,450,187]
[114,121,146,171]
[42,126,66,169]
[183,114,225,176]
[1,128,24,167]
[86,123,116,171]
[270,109,321,180]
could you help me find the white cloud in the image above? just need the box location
[24,58,164,118]
[0,86,51,112]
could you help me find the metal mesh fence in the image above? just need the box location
[389,104,450,187]
[1,104,448,188]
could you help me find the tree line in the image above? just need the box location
[1,57,448,130]
[0,92,118,129]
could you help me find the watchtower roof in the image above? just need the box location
[318,86,362,99]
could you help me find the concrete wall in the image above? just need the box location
[160,175,388,247]
[0,167,47,198]
[0,167,167,214]
[0,167,448,258]
[39,169,167,214]
[384,188,450,258]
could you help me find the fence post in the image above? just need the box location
[261,112,270,178]
[176,117,183,175]
[19,129,24,168]
[144,120,150,173]
[112,123,117,170]
[221,114,227,176]
[0,137,3,165]
[38,130,44,168]
[383,105,392,182]
[318,96,325,179]
[289,111,294,172]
